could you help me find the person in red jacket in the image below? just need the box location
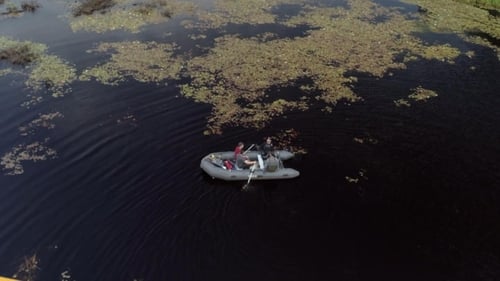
[234,142,244,160]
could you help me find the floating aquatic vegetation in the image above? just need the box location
[72,0,115,17]
[12,253,39,281]
[18,112,63,136]
[413,44,461,62]
[80,41,183,85]
[72,0,471,135]
[26,55,76,97]
[189,33,207,40]
[0,0,40,16]
[116,113,137,127]
[353,136,378,144]
[181,34,358,134]
[1,139,56,175]
[454,0,500,9]
[345,169,368,184]
[403,0,500,55]
[0,1,21,16]
[69,0,197,33]
[61,270,72,281]
[0,37,76,98]
[345,176,360,183]
[21,93,43,108]
[0,43,38,65]
[195,0,283,28]
[394,86,437,106]
[394,98,411,107]
[275,128,307,154]
[0,68,12,76]
[408,85,438,101]
[0,37,45,65]
[20,0,40,12]
[180,0,462,134]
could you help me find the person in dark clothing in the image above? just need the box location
[260,137,274,159]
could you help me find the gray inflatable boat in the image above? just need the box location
[200,150,300,181]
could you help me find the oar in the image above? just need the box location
[242,163,256,190]
[243,144,255,154]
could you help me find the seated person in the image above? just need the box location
[260,137,274,159]
[234,142,245,160]
[236,153,257,169]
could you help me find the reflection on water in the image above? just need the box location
[1,0,500,280]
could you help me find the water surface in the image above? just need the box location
[1,0,499,280]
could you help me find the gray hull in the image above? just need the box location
[200,151,299,181]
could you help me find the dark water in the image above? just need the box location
[1,0,500,280]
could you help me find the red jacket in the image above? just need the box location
[234,146,242,160]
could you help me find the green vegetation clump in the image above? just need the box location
[394,86,438,107]
[72,0,114,17]
[0,37,76,97]
[26,55,77,97]
[135,0,173,17]
[0,43,39,65]
[80,41,183,84]
[1,141,56,175]
[2,2,21,15]
[69,0,196,33]
[0,68,12,76]
[408,86,438,101]
[453,0,500,9]
[394,99,411,107]
[0,0,40,15]
[19,112,64,136]
[195,0,282,28]
[21,0,41,12]
[403,0,500,55]
[181,34,357,134]
[0,38,46,65]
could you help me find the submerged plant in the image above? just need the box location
[12,254,39,281]
[0,43,39,65]
[21,0,40,12]
[72,0,114,16]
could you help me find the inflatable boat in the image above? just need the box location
[200,150,299,181]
